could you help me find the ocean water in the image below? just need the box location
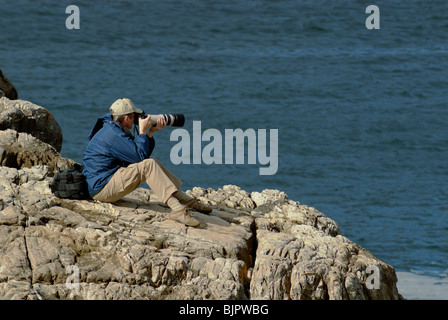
[1,1,447,299]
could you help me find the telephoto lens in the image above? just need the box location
[152,114,185,127]
[134,112,185,127]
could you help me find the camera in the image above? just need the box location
[135,112,185,127]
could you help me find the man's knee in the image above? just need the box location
[142,158,158,169]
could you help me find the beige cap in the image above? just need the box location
[109,98,143,116]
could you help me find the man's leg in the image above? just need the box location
[93,158,180,203]
[93,158,200,227]
[92,166,144,203]
[138,157,211,213]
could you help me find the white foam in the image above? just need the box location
[396,271,448,300]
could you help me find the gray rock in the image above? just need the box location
[250,226,401,300]
[0,69,18,100]
[0,163,403,300]
[0,129,75,171]
[0,98,63,152]
[0,169,256,299]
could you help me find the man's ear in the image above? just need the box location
[125,114,133,124]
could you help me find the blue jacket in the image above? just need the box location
[82,113,155,197]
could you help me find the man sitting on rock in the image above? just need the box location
[82,98,212,227]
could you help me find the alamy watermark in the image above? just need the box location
[65,5,80,30]
[170,121,278,175]
[366,264,381,290]
[65,265,80,291]
[65,5,380,30]
[365,5,380,30]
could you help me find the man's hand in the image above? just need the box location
[138,115,152,135]
[147,117,166,138]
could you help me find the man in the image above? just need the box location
[82,98,212,227]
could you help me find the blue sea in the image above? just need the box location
[1,0,447,299]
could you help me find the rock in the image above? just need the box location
[187,185,255,212]
[0,168,254,300]
[0,69,18,100]
[0,129,74,171]
[250,226,401,300]
[0,163,403,300]
[250,189,288,206]
[252,197,341,237]
[0,98,63,152]
[0,95,403,300]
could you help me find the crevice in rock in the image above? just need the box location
[249,219,258,269]
[244,217,258,299]
[22,216,35,299]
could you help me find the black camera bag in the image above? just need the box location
[50,164,90,200]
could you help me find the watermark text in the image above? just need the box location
[170,121,278,175]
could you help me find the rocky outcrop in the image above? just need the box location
[0,97,63,152]
[0,169,402,300]
[0,69,18,100]
[0,128,74,171]
[0,93,403,300]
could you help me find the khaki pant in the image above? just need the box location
[92,157,181,203]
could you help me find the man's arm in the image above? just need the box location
[143,115,167,139]
[108,115,164,164]
[108,129,154,164]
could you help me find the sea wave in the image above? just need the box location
[396,271,448,300]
